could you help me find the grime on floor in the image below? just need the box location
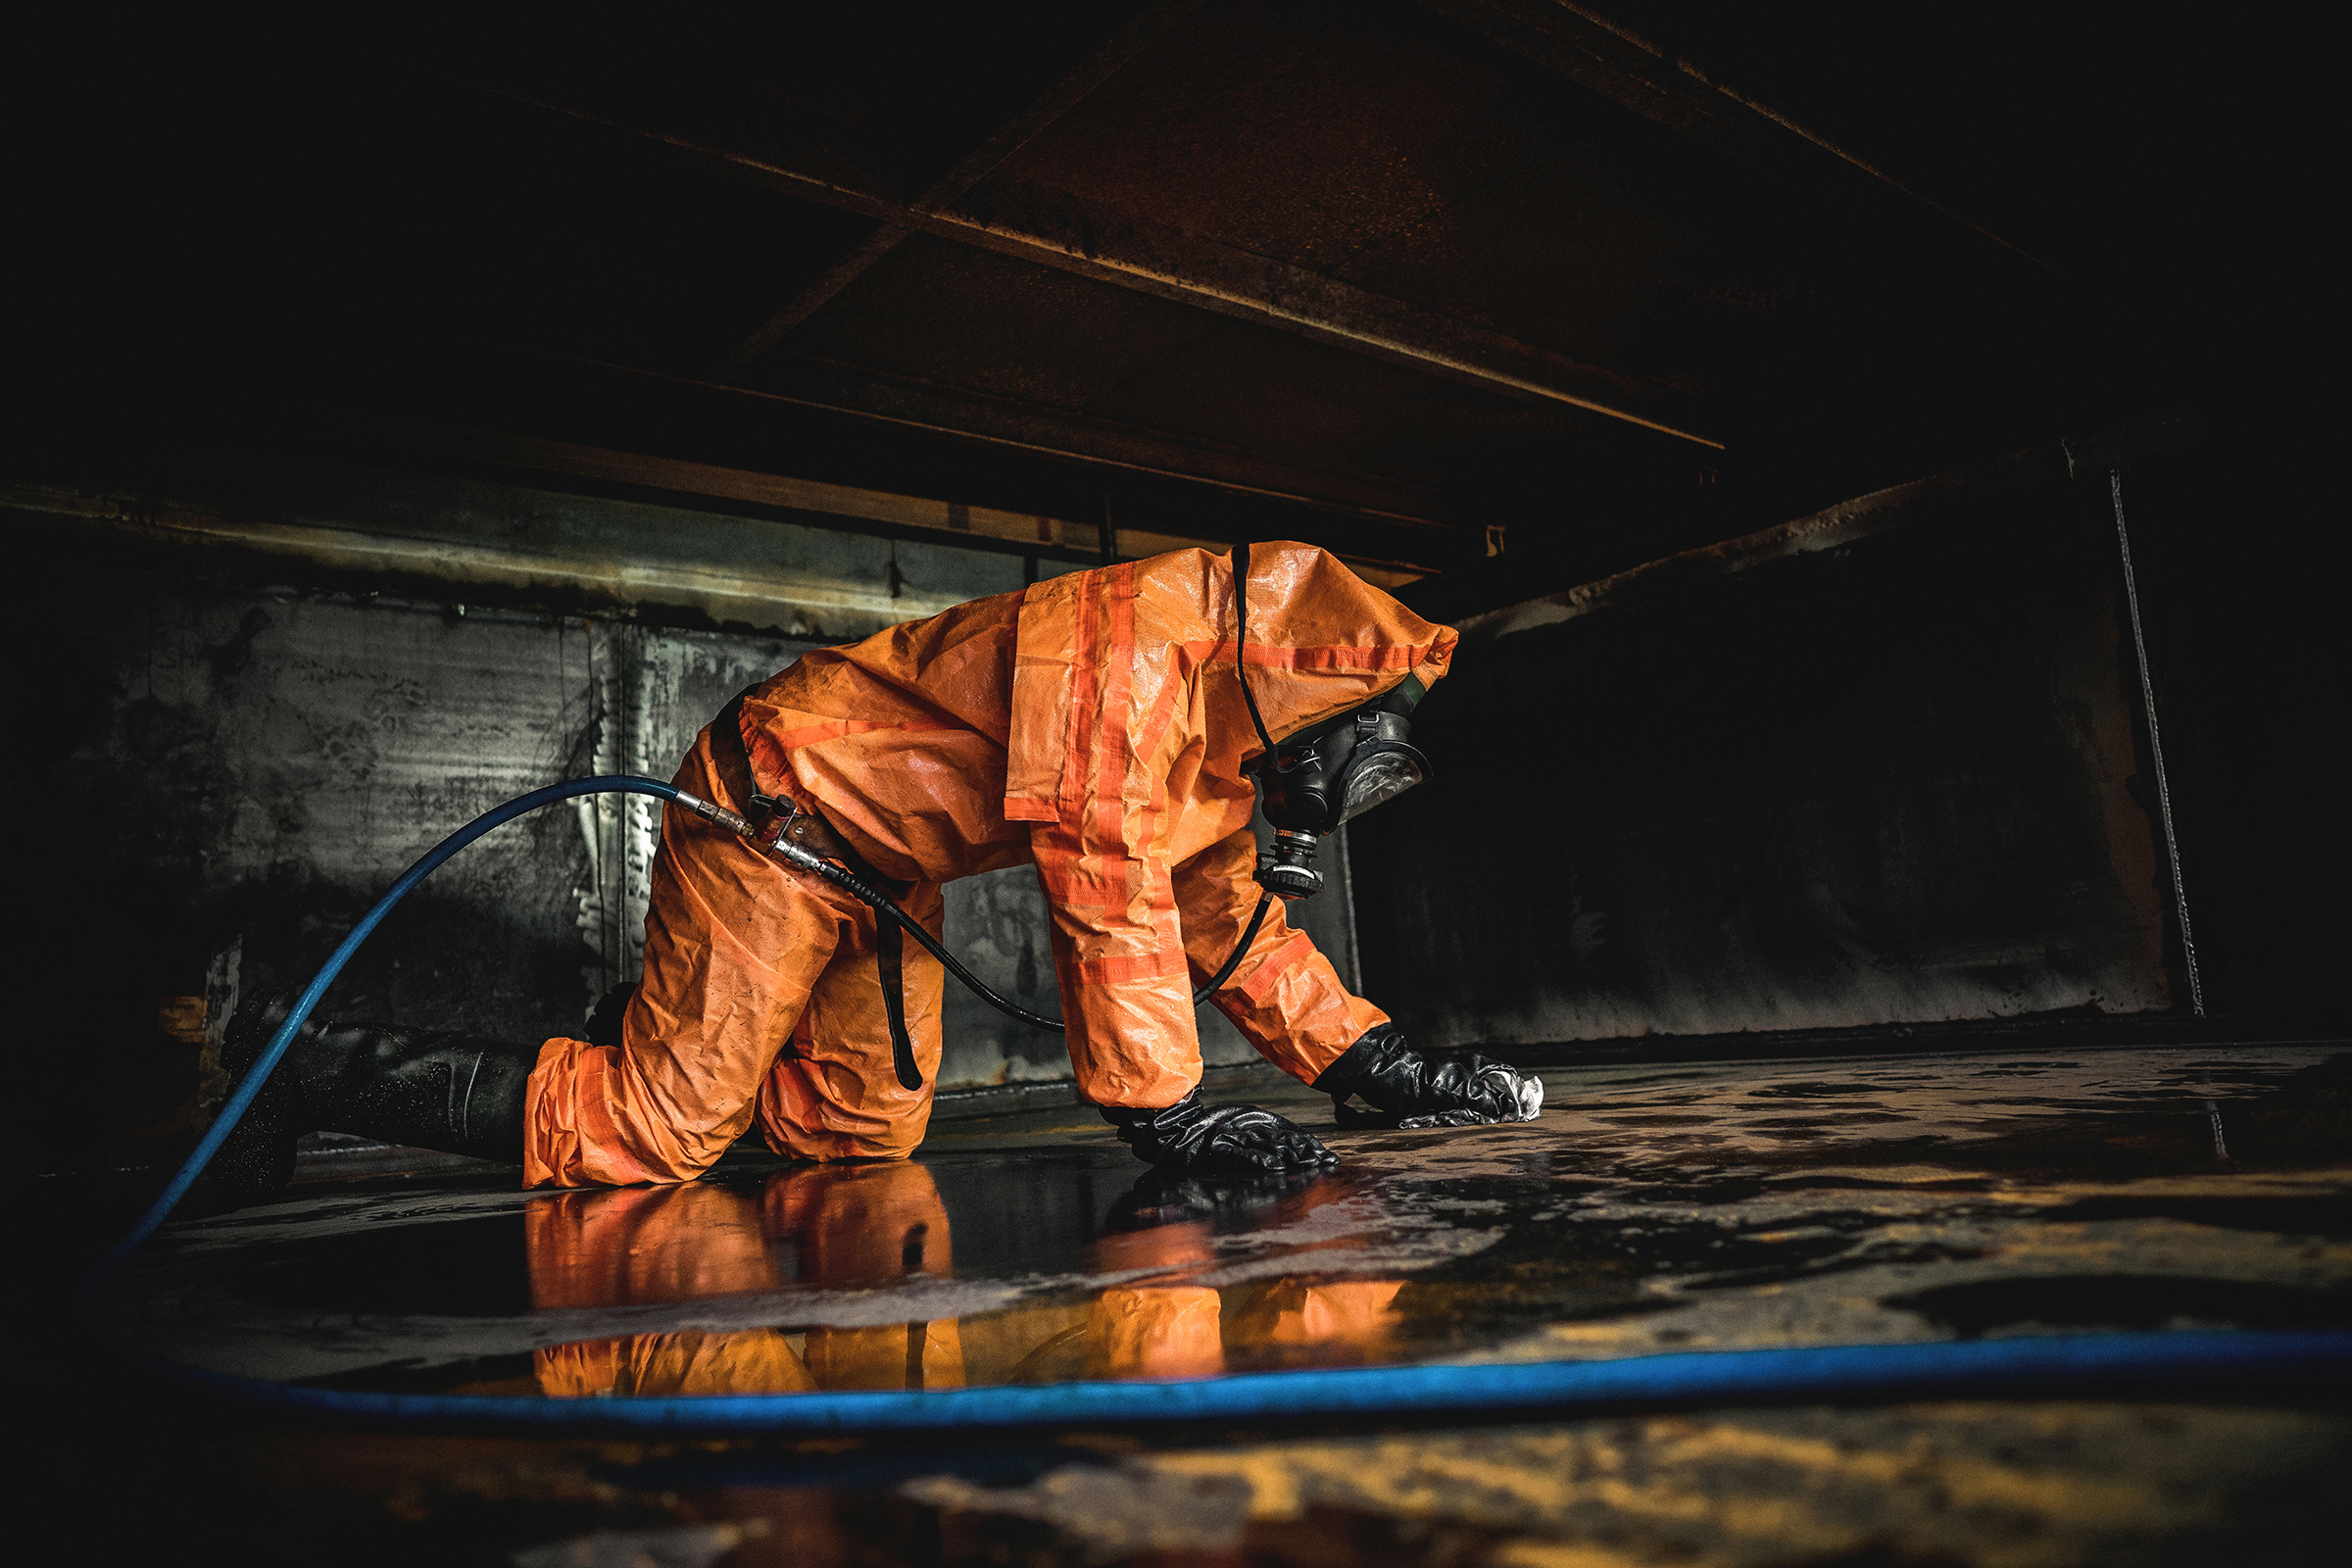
[55,1041,2351,1566]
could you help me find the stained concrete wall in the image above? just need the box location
[16,469,1355,1174]
[1349,472,2174,1048]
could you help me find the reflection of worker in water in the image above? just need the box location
[214,544,1539,1201]
[531,1162,963,1396]
[529,1163,1402,1396]
[1081,1173,1405,1382]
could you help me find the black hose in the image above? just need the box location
[88,777,1281,1287]
[764,832,1274,1031]
[1196,891,1274,1000]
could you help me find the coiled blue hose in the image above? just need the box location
[80,777,2352,1433]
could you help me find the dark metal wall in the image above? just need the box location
[23,568,789,1174]
[16,474,1359,1174]
[2086,417,2351,1020]
[23,421,2336,1176]
[1350,470,2177,1047]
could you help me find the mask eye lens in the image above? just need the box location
[1338,749,1426,822]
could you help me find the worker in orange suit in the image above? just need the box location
[210,542,1541,1202]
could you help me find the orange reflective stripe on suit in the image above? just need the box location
[522,543,1455,1188]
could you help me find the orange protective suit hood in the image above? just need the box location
[1001,541,1457,829]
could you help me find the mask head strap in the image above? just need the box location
[1235,543,1276,762]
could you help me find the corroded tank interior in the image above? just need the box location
[15,1,2343,1563]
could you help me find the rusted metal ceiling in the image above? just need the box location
[22,0,2268,602]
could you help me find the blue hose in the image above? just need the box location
[87,775,696,1289]
[115,1331,2352,1434]
[80,776,2352,1434]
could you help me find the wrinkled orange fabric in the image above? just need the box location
[523,728,949,1186]
[524,543,1455,1187]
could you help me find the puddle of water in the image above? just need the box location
[94,1045,2352,1399]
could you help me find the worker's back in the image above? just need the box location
[736,544,1455,886]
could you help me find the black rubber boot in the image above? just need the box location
[198,990,538,1209]
[585,981,637,1051]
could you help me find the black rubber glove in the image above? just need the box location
[1313,1024,1544,1128]
[1101,1088,1341,1175]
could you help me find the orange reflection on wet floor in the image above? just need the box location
[1228,1279,1403,1354]
[806,1320,966,1391]
[522,1163,1408,1396]
[1088,1218,1216,1275]
[536,1329,817,1397]
[762,1160,955,1286]
[1087,1286,1226,1380]
[526,1182,779,1309]
[530,1163,961,1396]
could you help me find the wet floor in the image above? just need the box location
[98,1045,2352,1402]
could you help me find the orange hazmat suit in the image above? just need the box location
[522,543,1456,1188]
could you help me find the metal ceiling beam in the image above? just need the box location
[469,85,1722,450]
[1411,0,2055,273]
[919,180,1715,448]
[398,429,1432,585]
[413,430,1176,565]
[1456,444,2056,641]
[747,351,1450,524]
[726,0,1205,368]
[727,223,909,368]
[493,342,1453,538]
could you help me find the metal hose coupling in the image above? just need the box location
[1256,828,1324,899]
[673,791,836,876]
[671,790,755,837]
[678,782,1250,1032]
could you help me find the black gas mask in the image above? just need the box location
[1231,544,1433,900]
